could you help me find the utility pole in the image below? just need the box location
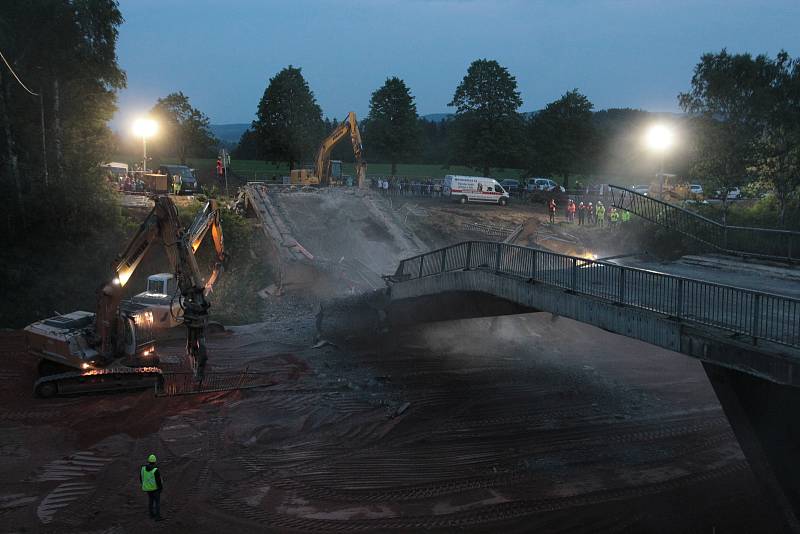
[142,134,148,175]
[222,148,230,197]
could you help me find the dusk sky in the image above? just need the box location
[113,0,800,130]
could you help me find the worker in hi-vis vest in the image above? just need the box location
[140,454,164,521]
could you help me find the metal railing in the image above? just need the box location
[158,370,275,396]
[393,241,800,350]
[609,185,799,262]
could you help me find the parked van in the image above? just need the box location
[443,175,510,206]
[159,164,198,194]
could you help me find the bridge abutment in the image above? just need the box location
[704,362,800,531]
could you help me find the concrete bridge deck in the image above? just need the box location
[382,241,800,530]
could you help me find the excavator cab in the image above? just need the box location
[329,160,343,185]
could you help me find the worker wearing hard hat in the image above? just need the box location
[610,207,620,229]
[595,202,606,228]
[140,454,164,521]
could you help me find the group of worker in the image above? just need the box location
[373,177,444,196]
[548,198,631,228]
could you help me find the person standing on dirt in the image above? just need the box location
[610,207,620,230]
[578,202,586,225]
[596,202,606,228]
[548,198,557,224]
[567,199,576,223]
[140,454,164,521]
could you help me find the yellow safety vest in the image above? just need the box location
[141,466,158,492]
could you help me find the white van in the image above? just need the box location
[443,175,510,206]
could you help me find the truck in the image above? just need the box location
[443,175,510,206]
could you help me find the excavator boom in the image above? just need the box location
[25,196,225,395]
[313,112,367,187]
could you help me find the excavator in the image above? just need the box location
[290,111,367,187]
[24,196,226,397]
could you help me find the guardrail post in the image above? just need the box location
[617,267,626,304]
[418,255,424,278]
[752,293,761,345]
[531,249,537,280]
[571,257,577,291]
[495,242,502,272]
[723,227,728,251]
[676,278,683,319]
[440,248,447,273]
[465,242,472,270]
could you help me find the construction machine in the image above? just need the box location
[24,196,226,397]
[290,111,367,187]
[648,173,692,202]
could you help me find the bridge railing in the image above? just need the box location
[394,241,800,350]
[608,185,799,262]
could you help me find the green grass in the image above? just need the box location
[113,154,528,181]
[222,160,526,180]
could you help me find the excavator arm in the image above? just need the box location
[95,197,182,358]
[314,112,367,187]
[176,199,226,380]
[94,196,225,379]
[185,199,226,292]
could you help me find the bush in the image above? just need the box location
[695,196,800,230]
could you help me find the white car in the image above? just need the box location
[443,175,510,206]
[690,184,703,195]
[714,187,741,200]
[527,178,565,193]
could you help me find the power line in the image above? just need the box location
[0,48,38,96]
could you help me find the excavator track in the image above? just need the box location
[33,365,276,398]
[33,366,164,398]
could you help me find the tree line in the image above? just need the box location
[1,1,798,234]
[234,53,799,226]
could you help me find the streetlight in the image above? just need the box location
[132,118,158,174]
[645,124,674,195]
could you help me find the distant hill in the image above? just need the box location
[210,123,250,143]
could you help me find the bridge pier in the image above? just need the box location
[704,363,800,532]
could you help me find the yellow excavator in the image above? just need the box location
[24,196,226,397]
[648,173,693,202]
[290,111,367,187]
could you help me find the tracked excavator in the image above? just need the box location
[24,196,226,397]
[290,111,367,187]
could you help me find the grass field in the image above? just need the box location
[114,154,641,187]
[114,154,528,181]
[222,160,527,180]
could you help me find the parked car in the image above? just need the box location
[712,187,741,200]
[526,178,565,193]
[689,184,703,196]
[499,179,521,195]
[631,184,650,195]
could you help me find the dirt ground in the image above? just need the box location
[0,189,789,533]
